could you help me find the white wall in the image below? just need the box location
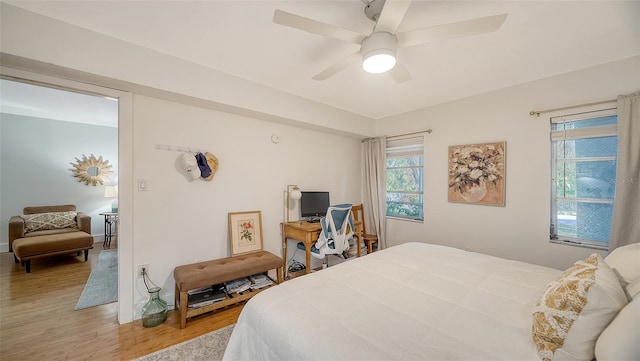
[128,94,361,317]
[376,56,640,270]
[0,114,118,251]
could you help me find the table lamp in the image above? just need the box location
[285,184,302,222]
[104,185,118,213]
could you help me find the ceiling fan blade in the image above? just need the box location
[396,13,508,48]
[374,0,412,33]
[388,63,412,83]
[273,9,365,44]
[312,52,362,81]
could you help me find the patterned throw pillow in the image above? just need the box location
[531,254,627,361]
[22,211,78,232]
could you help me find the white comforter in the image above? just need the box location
[223,242,560,361]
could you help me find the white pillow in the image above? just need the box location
[532,254,628,361]
[604,243,640,286]
[625,277,640,299]
[595,298,640,361]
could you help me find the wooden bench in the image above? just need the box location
[174,251,283,329]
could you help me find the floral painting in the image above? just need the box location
[239,220,255,246]
[448,142,506,206]
[228,211,263,255]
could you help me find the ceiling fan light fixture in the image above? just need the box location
[362,50,396,73]
[361,31,397,74]
[274,3,507,82]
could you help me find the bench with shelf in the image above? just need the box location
[174,251,283,329]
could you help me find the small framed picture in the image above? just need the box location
[228,211,263,256]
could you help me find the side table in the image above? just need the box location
[99,212,118,247]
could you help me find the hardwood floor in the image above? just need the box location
[0,240,242,360]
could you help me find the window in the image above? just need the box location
[550,108,617,249]
[386,136,424,221]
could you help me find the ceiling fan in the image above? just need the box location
[273,0,507,83]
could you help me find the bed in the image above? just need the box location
[223,242,639,361]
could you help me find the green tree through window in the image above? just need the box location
[386,136,424,220]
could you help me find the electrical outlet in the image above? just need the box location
[137,264,149,278]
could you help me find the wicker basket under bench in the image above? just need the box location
[174,251,283,329]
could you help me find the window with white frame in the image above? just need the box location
[550,108,617,249]
[386,136,424,221]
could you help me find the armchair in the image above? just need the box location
[9,205,93,272]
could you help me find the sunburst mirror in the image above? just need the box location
[70,154,113,186]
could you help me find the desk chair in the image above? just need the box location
[351,204,378,254]
[297,204,354,268]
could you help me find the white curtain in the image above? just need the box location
[362,137,387,249]
[610,92,640,250]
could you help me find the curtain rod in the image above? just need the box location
[362,129,432,143]
[388,129,432,139]
[529,99,616,117]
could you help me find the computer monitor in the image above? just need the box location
[299,191,330,220]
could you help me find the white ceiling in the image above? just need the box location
[0,79,119,127]
[3,0,639,121]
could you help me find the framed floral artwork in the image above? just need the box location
[448,142,506,206]
[228,211,263,255]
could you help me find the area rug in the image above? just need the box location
[74,249,118,310]
[133,324,235,361]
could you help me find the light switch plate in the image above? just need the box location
[138,179,148,191]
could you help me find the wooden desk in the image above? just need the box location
[281,221,362,276]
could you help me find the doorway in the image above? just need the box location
[1,78,119,246]
[0,67,134,323]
